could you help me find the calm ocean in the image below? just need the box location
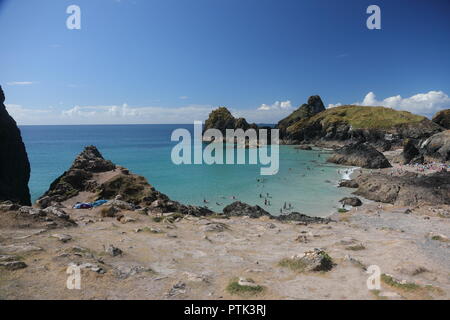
[20,124,354,217]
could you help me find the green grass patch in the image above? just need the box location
[338,208,349,213]
[279,251,334,272]
[345,244,366,251]
[381,274,420,291]
[226,279,264,296]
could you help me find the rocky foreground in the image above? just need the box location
[0,146,449,300]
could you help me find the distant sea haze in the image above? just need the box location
[20,124,354,217]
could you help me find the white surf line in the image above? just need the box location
[340,166,359,180]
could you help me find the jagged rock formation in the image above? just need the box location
[402,139,424,164]
[277,95,325,140]
[203,107,257,136]
[275,212,331,224]
[222,201,271,218]
[0,86,31,205]
[37,146,213,216]
[419,130,450,163]
[222,201,332,223]
[432,109,450,129]
[327,142,392,169]
[280,104,442,146]
[350,171,450,206]
[339,197,362,207]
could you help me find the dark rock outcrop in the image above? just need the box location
[38,146,213,217]
[339,197,362,207]
[432,109,450,129]
[402,139,424,164]
[338,180,359,188]
[277,95,325,140]
[37,146,115,207]
[351,171,450,206]
[222,201,271,218]
[0,86,31,205]
[222,201,331,224]
[419,130,450,162]
[275,212,331,224]
[327,142,391,169]
[203,107,257,136]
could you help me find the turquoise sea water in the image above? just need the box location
[20,124,354,217]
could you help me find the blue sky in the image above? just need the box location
[1,0,450,124]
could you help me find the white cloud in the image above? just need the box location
[6,103,215,125]
[329,91,450,117]
[257,100,292,111]
[328,103,342,108]
[7,81,35,86]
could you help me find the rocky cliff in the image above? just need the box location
[0,85,31,205]
[432,109,450,129]
[37,146,213,216]
[419,130,450,162]
[327,142,392,169]
[203,107,257,135]
[276,95,325,140]
[280,104,442,146]
[348,171,450,206]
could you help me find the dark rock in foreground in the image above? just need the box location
[222,201,330,224]
[351,171,450,206]
[275,212,331,224]
[338,180,359,188]
[38,146,213,217]
[339,197,362,207]
[327,142,391,169]
[223,201,271,218]
[419,130,450,162]
[402,139,424,164]
[0,86,31,205]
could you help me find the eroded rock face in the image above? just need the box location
[402,139,424,164]
[222,201,271,218]
[432,109,450,129]
[38,146,214,216]
[275,212,331,224]
[339,197,362,207]
[277,95,325,139]
[419,130,450,162]
[203,107,257,136]
[37,146,114,207]
[0,86,31,205]
[351,171,450,206]
[327,142,391,169]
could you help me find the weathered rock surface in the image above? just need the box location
[339,197,362,207]
[351,171,450,206]
[338,180,359,188]
[222,201,271,218]
[327,142,392,169]
[275,212,331,224]
[432,109,450,129]
[402,139,424,164]
[277,95,325,140]
[289,249,334,272]
[203,107,257,136]
[37,146,213,216]
[0,86,31,205]
[419,130,450,162]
